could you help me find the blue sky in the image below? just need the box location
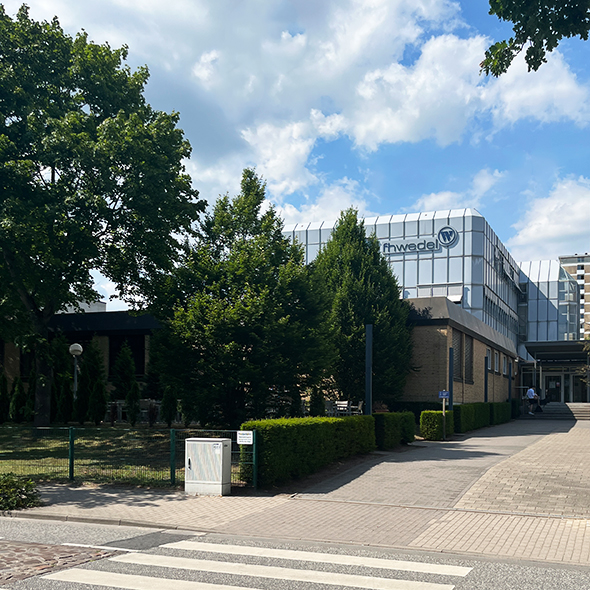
[4,0,590,304]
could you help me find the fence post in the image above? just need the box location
[252,430,258,490]
[68,427,75,481]
[170,429,176,485]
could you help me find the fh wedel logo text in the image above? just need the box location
[382,226,459,255]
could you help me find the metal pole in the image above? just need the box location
[448,347,454,411]
[68,427,75,481]
[484,357,489,403]
[73,356,78,401]
[252,430,258,490]
[365,324,373,416]
[170,428,176,485]
[508,362,512,402]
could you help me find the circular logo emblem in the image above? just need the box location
[438,226,459,248]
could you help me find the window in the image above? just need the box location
[453,329,463,380]
[486,348,492,372]
[503,356,508,376]
[494,351,499,373]
[464,335,474,383]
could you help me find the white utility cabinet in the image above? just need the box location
[185,437,231,496]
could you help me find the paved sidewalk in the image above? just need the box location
[7,419,590,566]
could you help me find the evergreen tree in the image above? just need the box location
[312,209,413,409]
[50,336,74,424]
[9,377,27,423]
[126,380,141,427]
[0,371,10,423]
[157,169,332,429]
[112,342,136,402]
[75,340,107,425]
[160,385,178,428]
[309,388,325,417]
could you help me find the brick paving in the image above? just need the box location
[0,540,115,582]
[5,418,590,572]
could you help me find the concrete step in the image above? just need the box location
[529,402,590,420]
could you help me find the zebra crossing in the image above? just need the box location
[42,538,473,590]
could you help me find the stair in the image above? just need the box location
[529,402,590,420]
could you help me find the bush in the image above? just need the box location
[388,401,441,424]
[0,473,41,510]
[374,411,415,450]
[241,416,375,488]
[420,410,454,440]
[490,402,511,425]
[509,397,521,419]
[453,403,476,433]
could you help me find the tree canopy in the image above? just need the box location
[0,6,204,424]
[312,209,413,409]
[154,169,331,428]
[481,0,590,76]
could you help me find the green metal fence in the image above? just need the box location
[0,426,257,489]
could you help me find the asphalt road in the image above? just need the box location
[2,517,590,590]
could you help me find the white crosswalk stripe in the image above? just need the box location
[162,540,472,577]
[43,540,470,590]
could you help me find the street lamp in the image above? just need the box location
[69,343,83,400]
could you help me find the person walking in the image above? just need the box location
[526,386,539,415]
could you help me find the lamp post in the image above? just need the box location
[69,343,83,400]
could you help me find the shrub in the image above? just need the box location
[374,411,415,450]
[490,402,511,425]
[0,474,41,510]
[241,416,375,488]
[509,398,520,419]
[126,381,141,427]
[420,410,454,441]
[453,403,476,433]
[9,377,27,423]
[160,386,178,428]
[388,401,441,424]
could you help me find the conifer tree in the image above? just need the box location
[0,371,10,423]
[126,380,141,427]
[312,209,413,409]
[9,377,27,423]
[160,385,178,428]
[75,340,107,425]
[112,342,136,401]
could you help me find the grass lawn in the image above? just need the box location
[0,425,252,488]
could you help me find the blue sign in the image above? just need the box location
[438,390,450,399]
[438,226,459,248]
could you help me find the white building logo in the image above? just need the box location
[382,226,460,255]
[438,226,459,248]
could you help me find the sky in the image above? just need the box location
[3,0,590,306]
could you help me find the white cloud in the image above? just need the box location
[192,50,220,86]
[410,168,504,211]
[507,176,590,261]
[241,122,318,198]
[482,52,590,128]
[276,177,376,225]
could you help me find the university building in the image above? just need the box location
[283,209,589,406]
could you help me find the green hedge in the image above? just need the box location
[420,411,454,440]
[241,416,375,488]
[490,402,512,425]
[509,398,521,419]
[388,401,442,424]
[374,412,415,450]
[453,402,512,433]
[0,473,40,510]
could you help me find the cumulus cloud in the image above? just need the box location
[409,168,504,212]
[276,177,376,225]
[507,177,590,261]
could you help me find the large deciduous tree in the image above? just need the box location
[0,6,203,425]
[155,169,331,428]
[312,209,413,409]
[481,0,590,76]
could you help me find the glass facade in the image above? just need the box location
[283,208,580,347]
[518,261,579,342]
[284,209,522,345]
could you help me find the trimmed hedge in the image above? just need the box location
[453,401,512,433]
[0,473,40,510]
[388,401,442,424]
[241,416,376,488]
[420,410,454,440]
[374,412,415,450]
[509,398,521,419]
[490,402,512,425]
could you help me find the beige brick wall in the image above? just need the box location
[403,325,515,404]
